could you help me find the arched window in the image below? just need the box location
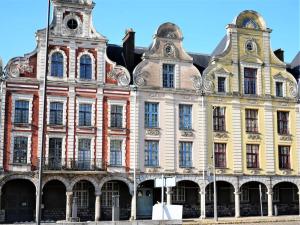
[242,18,259,29]
[51,52,64,77]
[80,54,92,80]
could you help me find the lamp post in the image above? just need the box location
[211,105,218,221]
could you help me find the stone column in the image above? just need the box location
[267,190,273,216]
[234,191,240,218]
[166,187,172,205]
[200,190,206,219]
[130,193,136,220]
[298,189,300,216]
[95,192,101,221]
[66,191,72,221]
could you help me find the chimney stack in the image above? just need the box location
[274,48,284,62]
[122,28,135,74]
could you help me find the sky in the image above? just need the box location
[0,0,299,66]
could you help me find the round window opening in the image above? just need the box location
[165,45,174,56]
[67,19,78,30]
[246,42,253,51]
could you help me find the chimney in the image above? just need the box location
[274,48,284,62]
[122,28,135,74]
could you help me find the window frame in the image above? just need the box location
[213,107,226,132]
[275,81,283,97]
[109,139,123,166]
[78,103,92,127]
[162,64,175,88]
[13,136,28,164]
[246,144,259,168]
[277,111,289,135]
[49,102,64,125]
[245,109,258,133]
[145,102,159,128]
[179,104,192,130]
[77,51,95,81]
[214,143,226,168]
[144,140,159,167]
[110,105,123,128]
[14,100,29,124]
[278,145,290,169]
[101,182,119,208]
[217,76,226,93]
[179,142,192,168]
[244,67,257,95]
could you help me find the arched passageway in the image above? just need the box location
[101,180,131,220]
[205,181,235,217]
[1,179,36,223]
[240,181,268,216]
[42,180,66,221]
[273,182,299,215]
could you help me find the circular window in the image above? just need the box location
[165,44,174,56]
[67,19,78,30]
[246,42,253,51]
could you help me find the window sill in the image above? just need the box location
[48,124,65,128]
[13,123,31,128]
[109,127,126,131]
[77,126,95,130]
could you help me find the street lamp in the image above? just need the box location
[211,105,218,222]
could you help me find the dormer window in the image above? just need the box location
[80,55,92,80]
[242,18,259,29]
[244,68,257,95]
[217,77,226,93]
[275,82,283,97]
[163,64,174,88]
[246,42,253,51]
[51,52,64,77]
[67,19,78,30]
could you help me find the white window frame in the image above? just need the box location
[48,47,68,81]
[76,97,96,127]
[101,181,120,207]
[12,94,33,125]
[240,62,262,96]
[47,96,67,125]
[77,50,96,81]
[108,136,126,167]
[10,132,32,166]
[107,100,127,129]
[172,183,186,203]
[160,61,178,88]
[273,74,286,98]
[45,133,66,165]
[75,135,95,163]
[215,73,229,93]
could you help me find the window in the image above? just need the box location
[78,139,91,170]
[13,136,28,164]
[49,102,63,125]
[246,144,259,168]
[74,181,89,208]
[245,109,258,133]
[244,68,257,95]
[246,42,253,51]
[145,141,159,167]
[48,138,62,169]
[215,143,226,168]
[80,55,92,80]
[101,182,119,207]
[145,102,159,128]
[67,19,78,30]
[51,52,64,77]
[110,105,123,128]
[277,111,289,135]
[14,100,29,124]
[79,104,92,126]
[179,104,192,130]
[172,183,185,203]
[217,77,226,93]
[278,146,290,169]
[179,142,192,168]
[162,64,174,88]
[110,140,122,166]
[276,82,283,97]
[242,18,259,29]
[213,107,226,132]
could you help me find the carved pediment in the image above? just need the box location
[273,73,286,81]
[107,65,130,86]
[214,67,231,75]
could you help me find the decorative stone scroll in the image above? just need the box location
[289,81,298,98]
[191,74,214,94]
[248,133,261,140]
[133,61,149,87]
[214,132,229,139]
[9,58,33,77]
[279,135,292,141]
[145,128,160,136]
[181,130,194,137]
[108,65,130,86]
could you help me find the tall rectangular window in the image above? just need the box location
[246,144,259,168]
[13,136,28,164]
[74,181,89,208]
[79,104,92,126]
[217,77,226,93]
[278,145,290,169]
[110,105,123,128]
[48,138,62,169]
[277,111,289,135]
[179,142,192,168]
[245,109,258,133]
[172,183,185,203]
[213,107,226,132]
[145,102,159,128]
[179,104,192,130]
[49,102,63,125]
[101,182,119,207]
[215,143,226,168]
[110,140,122,166]
[244,68,257,94]
[275,82,283,97]
[78,138,91,170]
[14,100,29,124]
[163,64,174,88]
[144,141,159,167]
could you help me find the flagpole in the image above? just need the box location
[36,0,51,224]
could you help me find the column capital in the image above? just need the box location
[199,190,205,195]
[234,191,241,195]
[267,191,273,195]
[95,191,102,196]
[66,191,73,196]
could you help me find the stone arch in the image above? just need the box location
[99,176,133,194]
[0,174,37,191]
[271,178,300,189]
[69,176,99,192]
[42,176,69,190]
[205,176,237,189]
[239,177,269,189]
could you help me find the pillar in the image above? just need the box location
[200,190,206,219]
[35,191,43,222]
[130,193,136,220]
[95,192,101,221]
[267,190,273,216]
[234,191,240,218]
[166,187,172,205]
[298,189,300,216]
[66,191,72,221]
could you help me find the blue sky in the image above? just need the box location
[0,0,299,65]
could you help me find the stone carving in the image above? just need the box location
[279,135,292,141]
[289,81,298,98]
[62,13,82,37]
[181,130,194,137]
[164,43,175,57]
[9,59,33,77]
[145,128,160,136]
[191,74,214,94]
[248,133,260,140]
[133,61,149,87]
[214,132,228,139]
[108,65,130,86]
